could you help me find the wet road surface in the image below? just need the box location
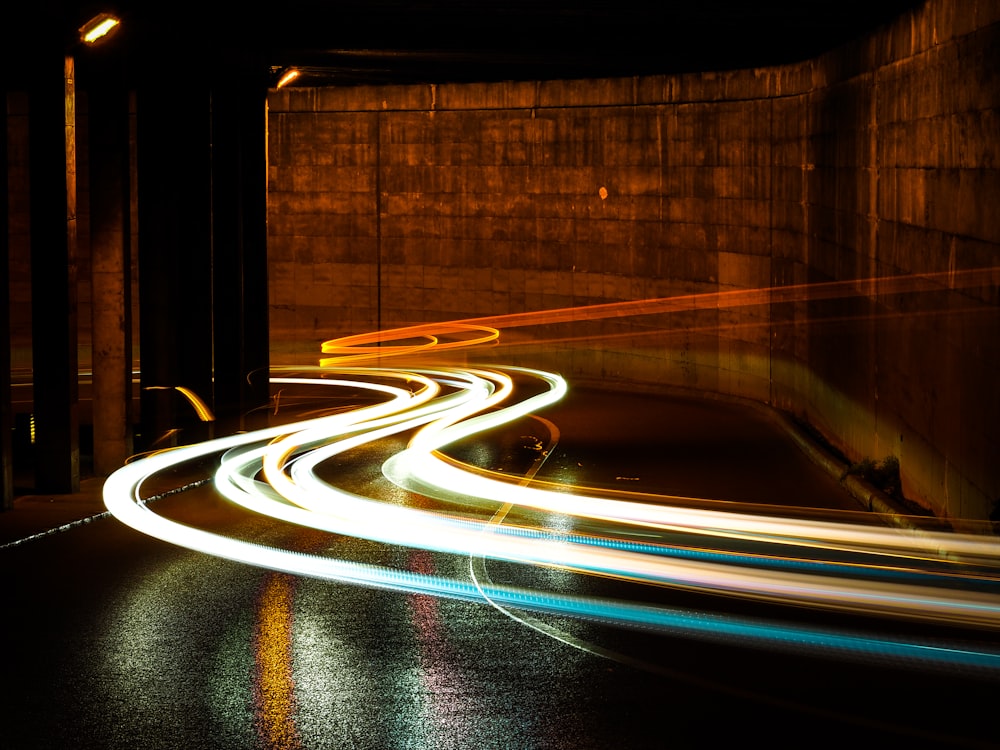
[2,384,997,749]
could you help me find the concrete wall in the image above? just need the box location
[266,0,999,522]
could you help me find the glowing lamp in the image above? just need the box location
[79,13,121,44]
[276,68,301,88]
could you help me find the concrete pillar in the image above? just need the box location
[88,85,133,474]
[1,93,13,509]
[210,72,270,435]
[136,67,272,450]
[135,82,214,450]
[29,53,79,493]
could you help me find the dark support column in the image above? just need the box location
[29,54,79,493]
[1,93,13,509]
[211,75,270,435]
[89,84,133,473]
[136,85,214,450]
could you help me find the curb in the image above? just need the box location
[765,408,925,531]
[572,377,927,531]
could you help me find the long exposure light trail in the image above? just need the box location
[387,447,995,556]
[318,268,998,356]
[104,361,1000,677]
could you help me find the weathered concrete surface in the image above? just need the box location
[266,0,999,522]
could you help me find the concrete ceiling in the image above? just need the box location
[6,1,925,87]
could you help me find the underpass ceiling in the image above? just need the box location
[6,1,925,87]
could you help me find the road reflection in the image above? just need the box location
[408,549,477,748]
[254,572,302,750]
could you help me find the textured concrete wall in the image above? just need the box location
[768,0,1000,522]
[266,0,999,522]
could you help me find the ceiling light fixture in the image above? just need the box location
[276,68,301,88]
[79,13,121,44]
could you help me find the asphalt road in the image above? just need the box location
[1,383,997,749]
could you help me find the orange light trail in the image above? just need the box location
[317,267,997,362]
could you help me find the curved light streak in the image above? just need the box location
[385,450,1000,565]
[104,364,1000,677]
[319,323,500,367]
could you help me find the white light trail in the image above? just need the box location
[104,364,1000,676]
